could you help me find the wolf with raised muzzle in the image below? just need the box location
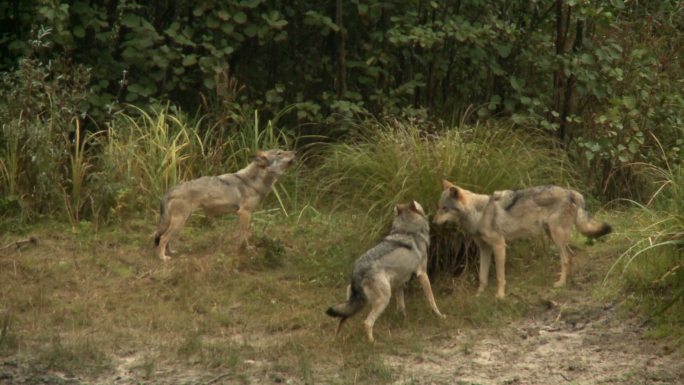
[326,201,446,342]
[434,179,612,299]
[153,149,295,261]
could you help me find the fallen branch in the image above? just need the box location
[206,373,232,384]
[0,236,38,251]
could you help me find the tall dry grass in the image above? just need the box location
[313,120,574,229]
[307,119,576,277]
[605,162,684,342]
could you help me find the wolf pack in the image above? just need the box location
[153,148,612,342]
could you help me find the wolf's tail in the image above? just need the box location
[326,280,365,320]
[153,200,170,246]
[572,191,612,238]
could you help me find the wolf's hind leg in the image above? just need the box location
[549,226,572,287]
[395,287,407,317]
[490,238,507,299]
[158,208,191,261]
[362,278,391,343]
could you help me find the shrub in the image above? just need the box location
[311,118,576,277]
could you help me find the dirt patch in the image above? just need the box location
[387,300,682,385]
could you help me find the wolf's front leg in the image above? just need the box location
[492,241,507,299]
[238,207,253,249]
[476,240,492,295]
[416,271,446,318]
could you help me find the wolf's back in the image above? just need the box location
[571,191,612,238]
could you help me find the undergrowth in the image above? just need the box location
[606,163,684,345]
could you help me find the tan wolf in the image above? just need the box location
[153,149,296,261]
[326,201,446,342]
[434,179,611,299]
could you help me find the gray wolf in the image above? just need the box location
[153,149,296,261]
[326,201,446,342]
[434,179,611,299]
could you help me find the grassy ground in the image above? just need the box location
[0,205,681,385]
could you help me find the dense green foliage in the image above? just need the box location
[1,1,682,187]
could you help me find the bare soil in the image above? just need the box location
[3,299,680,385]
[387,299,682,385]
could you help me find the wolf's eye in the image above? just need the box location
[277,150,282,155]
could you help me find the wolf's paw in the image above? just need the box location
[553,280,566,288]
[495,292,506,300]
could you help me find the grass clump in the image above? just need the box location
[36,334,111,376]
[0,313,19,356]
[310,119,576,277]
[606,163,684,347]
[313,119,574,236]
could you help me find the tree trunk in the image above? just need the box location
[335,0,347,98]
[559,20,583,147]
[553,0,566,141]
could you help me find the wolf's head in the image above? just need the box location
[392,200,429,236]
[253,149,296,175]
[433,179,468,225]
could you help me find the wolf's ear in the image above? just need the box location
[409,200,425,215]
[253,150,269,167]
[441,179,456,190]
[394,203,405,216]
[448,186,460,199]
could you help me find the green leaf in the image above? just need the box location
[234,12,248,24]
[182,55,197,67]
[73,26,85,38]
[240,0,262,8]
[628,141,639,154]
[203,77,216,89]
[121,14,140,28]
[244,25,258,38]
[488,94,501,110]
[511,114,526,124]
[207,16,219,29]
[128,83,153,97]
[221,23,234,34]
[495,43,512,58]
[580,53,594,65]
[217,10,231,21]
[510,76,524,91]
[622,96,636,109]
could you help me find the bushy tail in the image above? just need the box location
[326,281,365,320]
[153,200,170,246]
[572,192,612,238]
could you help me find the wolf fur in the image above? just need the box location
[153,149,295,261]
[326,201,446,342]
[434,179,612,299]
